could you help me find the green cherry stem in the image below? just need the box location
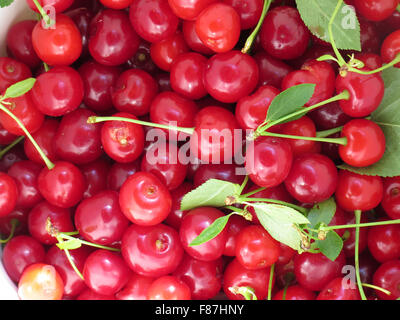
[32,0,55,28]
[240,198,308,215]
[241,0,273,54]
[354,209,367,300]
[0,219,19,244]
[362,283,392,297]
[397,3,400,13]
[0,136,24,159]
[87,116,195,136]
[267,263,275,300]
[238,175,249,195]
[328,0,347,67]
[348,53,400,75]
[316,126,344,138]
[229,286,258,300]
[322,218,400,231]
[259,131,348,146]
[240,187,266,198]
[55,235,84,281]
[0,103,55,170]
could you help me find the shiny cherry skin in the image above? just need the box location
[284,153,338,204]
[80,158,111,199]
[308,101,352,131]
[354,0,398,22]
[121,223,184,277]
[193,163,244,188]
[83,249,131,296]
[18,263,64,300]
[89,9,140,67]
[111,69,158,117]
[367,221,400,263]
[116,274,155,300]
[54,108,103,165]
[75,190,130,246]
[245,136,293,188]
[31,66,84,117]
[150,32,189,72]
[381,30,400,68]
[173,254,223,300]
[168,0,217,20]
[223,214,251,256]
[223,258,274,300]
[0,207,29,237]
[7,160,43,209]
[78,60,122,112]
[179,207,228,262]
[0,57,31,94]
[223,0,263,30]
[260,6,310,60]
[273,285,316,300]
[45,245,91,299]
[38,161,86,209]
[336,71,385,117]
[100,0,133,9]
[147,276,191,300]
[129,0,179,43]
[190,106,241,163]
[26,0,74,13]
[106,160,141,192]
[24,119,59,165]
[32,14,82,66]
[100,112,144,163]
[0,173,18,217]
[373,260,400,300]
[195,3,241,53]
[358,17,382,54]
[76,288,115,300]
[294,251,346,292]
[317,277,361,300]
[181,20,214,55]
[2,235,46,282]
[0,92,44,136]
[170,52,208,100]
[119,172,172,226]
[236,85,280,131]
[125,40,158,74]
[6,20,41,69]
[204,51,259,103]
[164,182,193,230]
[0,145,26,172]
[339,119,386,168]
[335,170,383,212]
[354,52,383,71]
[235,225,281,270]
[382,176,400,219]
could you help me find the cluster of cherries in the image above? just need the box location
[0,0,400,301]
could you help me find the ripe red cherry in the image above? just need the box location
[181,20,214,55]
[339,119,386,168]
[18,263,64,300]
[129,0,179,43]
[335,170,383,212]
[26,0,74,13]
[367,222,400,263]
[373,260,400,300]
[235,225,281,270]
[203,51,259,103]
[0,57,31,94]
[308,101,352,131]
[119,171,172,226]
[381,176,400,219]
[80,159,111,199]
[147,276,191,300]
[38,161,86,209]
[336,71,385,117]
[223,215,251,257]
[165,182,193,230]
[381,30,400,68]
[223,0,263,30]
[284,153,338,204]
[100,0,133,9]
[125,40,158,74]
[111,69,158,117]
[179,207,228,261]
[32,14,82,66]
[273,285,316,300]
[75,190,130,246]
[223,258,274,300]
[245,136,293,188]
[354,0,398,22]
[0,173,18,217]
[0,207,29,237]
[106,160,141,192]
[88,9,140,67]
[167,0,217,20]
[195,3,241,53]
[260,6,310,60]
[121,223,184,277]
[116,274,155,300]
[317,277,361,300]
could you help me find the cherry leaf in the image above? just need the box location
[2,78,36,99]
[0,0,14,8]
[189,213,233,246]
[307,198,337,229]
[316,231,343,261]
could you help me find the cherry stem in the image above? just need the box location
[87,116,195,136]
[348,53,400,75]
[0,219,19,244]
[240,187,266,198]
[0,103,55,170]
[55,235,84,281]
[397,3,400,13]
[354,209,367,300]
[322,218,400,231]
[43,62,50,72]
[241,0,273,54]
[31,0,55,28]
[328,0,347,67]
[362,283,392,297]
[0,136,24,159]
[240,198,308,215]
[238,175,249,195]
[229,286,258,300]
[56,232,120,252]
[259,131,348,146]
[267,263,275,300]
[316,126,343,138]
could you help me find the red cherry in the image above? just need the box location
[354,0,398,22]
[0,57,31,94]
[116,274,154,300]
[223,0,263,30]
[164,182,193,230]
[373,260,400,300]
[367,221,400,263]
[273,285,316,300]
[382,176,400,220]
[0,172,18,217]
[193,163,244,188]
[317,277,361,300]
[80,158,111,199]
[381,30,400,68]
[167,0,217,20]
[147,276,191,300]
[100,0,133,9]
[223,214,251,257]
[26,0,74,13]
[181,20,214,55]
[106,160,141,192]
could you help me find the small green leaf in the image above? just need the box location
[307,198,337,229]
[180,179,240,211]
[254,203,310,251]
[189,213,233,246]
[316,231,343,261]
[3,78,36,99]
[56,238,82,250]
[0,0,14,8]
[265,84,316,124]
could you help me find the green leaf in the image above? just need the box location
[316,231,343,261]
[180,179,240,211]
[189,213,233,246]
[3,78,36,99]
[254,203,310,251]
[307,198,337,229]
[56,238,82,250]
[265,84,316,124]
[338,67,400,177]
[0,0,14,8]
[296,0,361,51]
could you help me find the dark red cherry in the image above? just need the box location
[381,176,400,220]
[115,274,155,300]
[181,20,214,56]
[373,260,400,300]
[0,57,31,94]
[223,214,251,257]
[367,221,400,263]
[0,122,18,146]
[167,0,217,20]
[354,0,398,22]
[223,0,263,30]
[79,158,111,199]
[106,160,141,192]
[308,101,352,131]
[193,163,244,188]
[342,210,369,257]
[164,182,193,230]
[0,172,18,217]
[125,40,159,74]
[76,288,115,300]
[0,208,29,237]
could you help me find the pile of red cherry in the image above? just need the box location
[0,0,400,301]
